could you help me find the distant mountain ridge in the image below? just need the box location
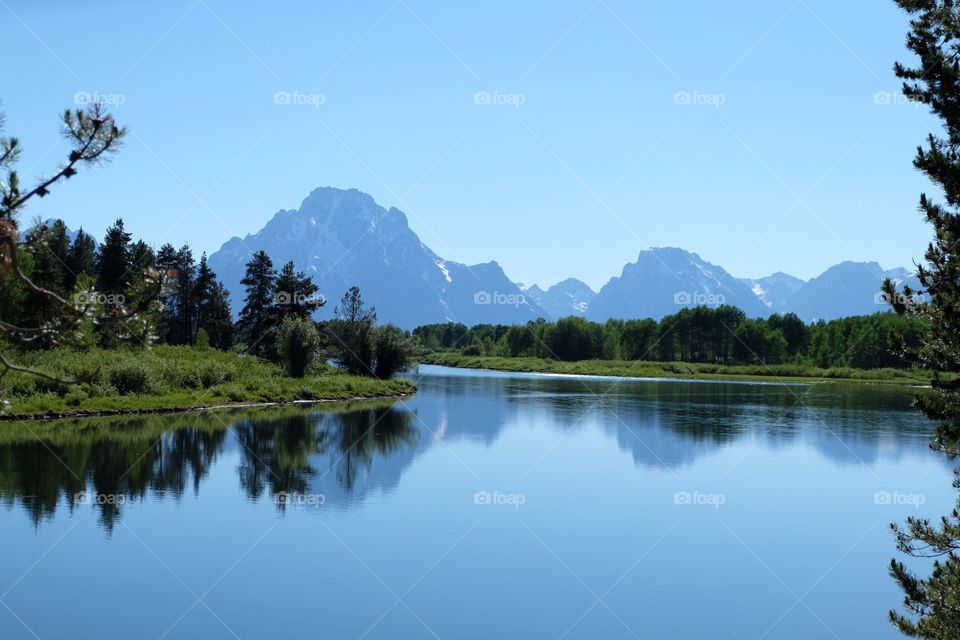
[50,186,920,327]
[523,278,596,320]
[586,247,771,322]
[208,187,546,328]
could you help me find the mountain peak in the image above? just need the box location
[208,186,546,327]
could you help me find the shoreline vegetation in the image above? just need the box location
[419,352,931,386]
[2,345,415,421]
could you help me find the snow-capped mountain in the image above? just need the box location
[740,272,806,312]
[207,187,547,328]
[586,247,770,322]
[784,261,922,321]
[523,278,596,320]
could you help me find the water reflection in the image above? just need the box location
[0,366,938,531]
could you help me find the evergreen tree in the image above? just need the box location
[24,221,69,313]
[66,228,97,291]
[885,3,960,637]
[273,260,324,319]
[96,218,132,296]
[194,254,234,350]
[201,282,235,350]
[237,250,276,357]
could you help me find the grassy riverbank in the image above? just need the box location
[2,345,415,419]
[419,352,930,385]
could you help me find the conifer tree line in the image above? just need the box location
[2,219,413,379]
[415,306,926,370]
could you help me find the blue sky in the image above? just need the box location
[1,0,938,290]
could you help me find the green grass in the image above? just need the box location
[2,345,415,419]
[419,352,931,386]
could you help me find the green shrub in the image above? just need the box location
[108,361,153,395]
[373,325,415,379]
[275,317,320,378]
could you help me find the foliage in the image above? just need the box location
[327,287,377,376]
[0,104,162,394]
[885,2,960,637]
[236,250,276,358]
[2,344,415,417]
[372,324,415,379]
[275,317,320,378]
[419,352,930,385]
[414,309,925,370]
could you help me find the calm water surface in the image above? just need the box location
[1,365,953,639]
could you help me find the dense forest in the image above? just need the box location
[1,218,412,380]
[414,307,926,370]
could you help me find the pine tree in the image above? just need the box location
[201,282,235,350]
[67,228,97,291]
[172,245,196,344]
[96,218,132,296]
[273,260,324,319]
[886,2,960,637]
[194,254,234,350]
[237,250,276,357]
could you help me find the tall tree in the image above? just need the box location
[22,221,71,334]
[194,254,234,350]
[237,250,276,357]
[886,2,960,637]
[66,228,97,291]
[272,260,324,319]
[96,218,132,296]
[329,286,376,375]
[199,282,234,350]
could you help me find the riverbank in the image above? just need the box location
[418,353,930,386]
[2,345,416,420]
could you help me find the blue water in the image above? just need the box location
[0,365,952,639]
